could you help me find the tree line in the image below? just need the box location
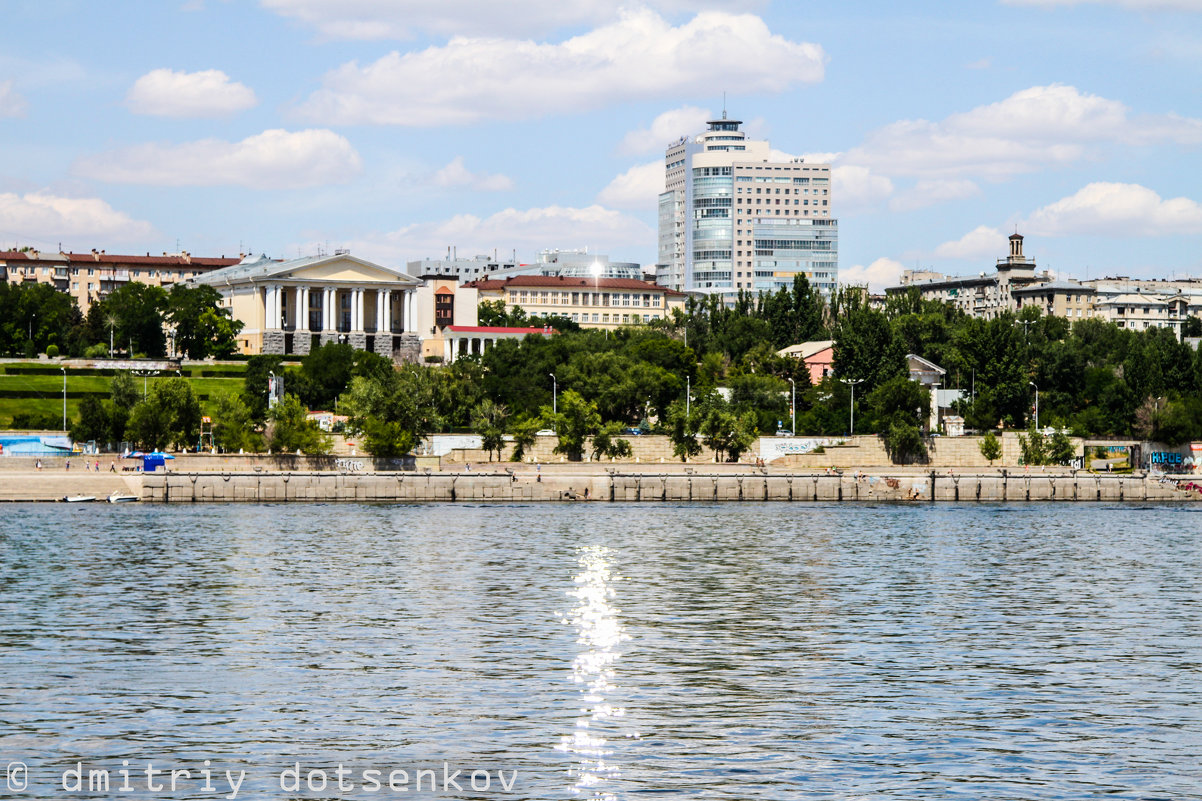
[0,280,242,359]
[50,274,1202,460]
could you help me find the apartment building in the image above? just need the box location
[0,249,242,312]
[462,274,686,330]
[407,249,645,282]
[656,113,838,300]
[888,233,1202,337]
[1014,278,1202,335]
[887,233,1050,319]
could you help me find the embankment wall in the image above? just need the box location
[141,470,1198,504]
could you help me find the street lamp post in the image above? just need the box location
[60,366,66,432]
[840,378,864,435]
[29,312,36,342]
[1029,381,1039,430]
[686,375,690,418]
[549,373,557,432]
[787,377,796,435]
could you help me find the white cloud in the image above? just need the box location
[73,129,362,190]
[345,204,655,263]
[618,106,711,155]
[296,9,824,125]
[1024,182,1202,236]
[832,165,894,209]
[597,162,664,209]
[1004,0,1202,10]
[0,80,27,117]
[261,0,767,39]
[431,156,513,191]
[125,68,258,118]
[966,57,991,70]
[840,257,904,292]
[0,191,156,242]
[844,84,1202,179]
[933,226,1006,259]
[889,179,981,212]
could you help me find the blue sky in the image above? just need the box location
[1,0,1200,289]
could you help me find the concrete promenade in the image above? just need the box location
[3,464,1198,503]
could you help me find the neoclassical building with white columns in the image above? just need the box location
[190,253,423,357]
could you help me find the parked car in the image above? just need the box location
[775,429,793,437]
[622,427,643,435]
[535,429,555,436]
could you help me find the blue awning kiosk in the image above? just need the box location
[128,451,175,472]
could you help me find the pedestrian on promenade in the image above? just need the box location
[65,459,70,471]
[109,461,115,472]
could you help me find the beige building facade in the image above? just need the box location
[0,249,240,312]
[190,253,422,357]
[463,274,686,329]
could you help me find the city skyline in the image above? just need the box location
[1,1,1201,290]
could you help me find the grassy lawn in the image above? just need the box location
[0,371,245,427]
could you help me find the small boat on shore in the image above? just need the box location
[106,491,139,503]
[62,494,96,503]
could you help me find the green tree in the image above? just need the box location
[1019,424,1048,466]
[472,398,509,461]
[268,393,332,455]
[242,355,284,422]
[1048,426,1074,465]
[92,282,169,357]
[212,393,263,453]
[340,369,437,457]
[71,396,112,445]
[508,417,540,462]
[590,421,632,461]
[167,284,243,358]
[979,430,1002,465]
[545,389,600,461]
[663,397,702,461]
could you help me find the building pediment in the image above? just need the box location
[191,253,421,288]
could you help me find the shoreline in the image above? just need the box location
[4,467,1196,503]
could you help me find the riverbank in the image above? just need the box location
[4,466,1195,503]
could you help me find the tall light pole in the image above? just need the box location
[787,377,796,434]
[840,378,864,435]
[686,375,691,419]
[29,312,36,342]
[1029,380,1039,430]
[60,366,67,431]
[548,373,557,432]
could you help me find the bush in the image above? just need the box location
[83,343,110,359]
[979,431,1001,464]
[45,344,59,358]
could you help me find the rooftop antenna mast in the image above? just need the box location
[722,91,727,119]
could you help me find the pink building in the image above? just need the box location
[777,340,835,385]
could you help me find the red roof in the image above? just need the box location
[0,250,240,268]
[446,325,554,335]
[463,274,685,296]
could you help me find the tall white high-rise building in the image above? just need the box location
[656,114,838,300]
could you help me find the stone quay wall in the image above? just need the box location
[141,470,1198,504]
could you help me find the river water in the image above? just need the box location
[1,503,1200,799]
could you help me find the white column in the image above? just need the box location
[444,337,453,363]
[352,288,363,331]
[375,290,385,333]
[324,288,334,331]
[266,285,278,329]
[405,291,415,333]
[299,286,309,330]
[382,291,392,333]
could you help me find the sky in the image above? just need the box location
[1,0,1201,290]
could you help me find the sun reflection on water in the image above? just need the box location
[557,545,634,800]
